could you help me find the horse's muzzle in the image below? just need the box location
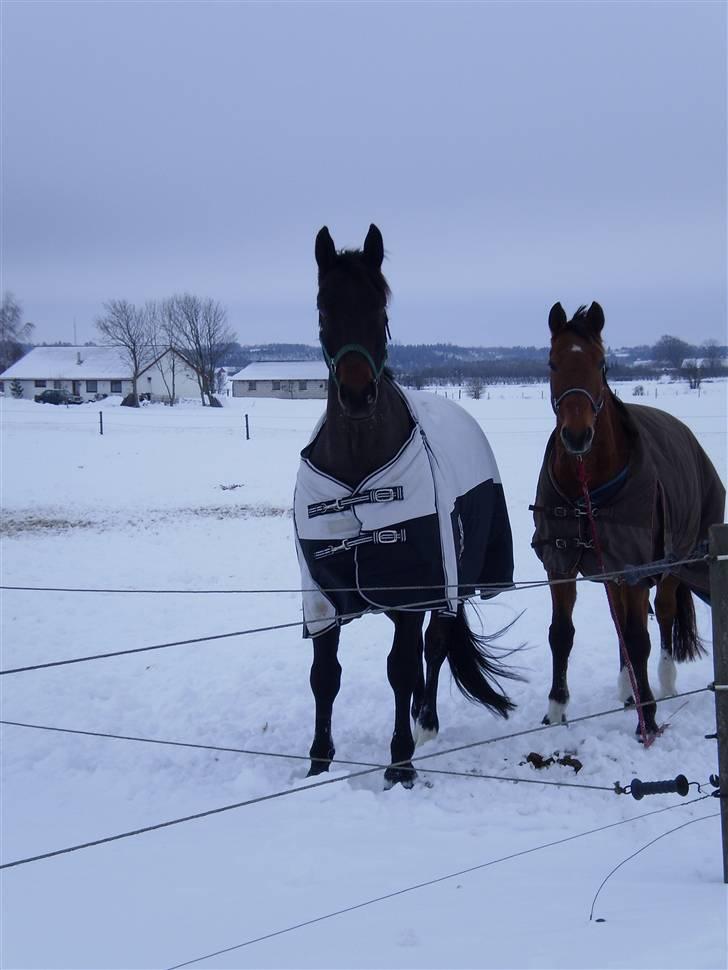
[560,424,594,456]
[338,379,379,420]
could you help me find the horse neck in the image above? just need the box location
[314,376,413,488]
[551,391,631,500]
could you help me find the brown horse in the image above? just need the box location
[531,302,724,738]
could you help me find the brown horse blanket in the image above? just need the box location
[531,398,725,601]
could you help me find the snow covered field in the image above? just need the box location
[1,379,726,970]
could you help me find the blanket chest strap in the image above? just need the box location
[308,486,404,518]
[314,528,408,560]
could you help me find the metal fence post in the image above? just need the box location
[99,411,104,436]
[245,414,250,441]
[709,522,728,883]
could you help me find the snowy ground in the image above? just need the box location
[1,379,726,970]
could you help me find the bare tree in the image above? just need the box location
[148,299,181,405]
[467,375,484,400]
[702,338,724,376]
[95,300,154,406]
[171,294,234,406]
[652,334,691,371]
[0,292,35,372]
[684,360,703,390]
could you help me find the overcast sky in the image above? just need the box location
[2,0,726,348]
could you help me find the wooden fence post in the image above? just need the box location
[709,522,728,883]
[245,414,250,441]
[99,411,104,436]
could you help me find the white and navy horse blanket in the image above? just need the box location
[294,385,514,637]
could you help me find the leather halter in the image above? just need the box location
[550,361,607,415]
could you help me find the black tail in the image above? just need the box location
[446,604,518,718]
[673,583,707,662]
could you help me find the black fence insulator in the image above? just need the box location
[706,733,719,741]
[628,775,690,800]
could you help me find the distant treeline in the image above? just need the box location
[23,335,728,385]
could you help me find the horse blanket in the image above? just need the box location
[295,385,514,637]
[531,398,725,601]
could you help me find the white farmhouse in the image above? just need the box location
[231,361,328,399]
[0,346,203,403]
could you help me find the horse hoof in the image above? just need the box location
[307,763,330,777]
[624,697,635,709]
[413,720,438,748]
[635,724,661,743]
[384,765,417,789]
[541,714,568,724]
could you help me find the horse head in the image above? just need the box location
[548,301,607,456]
[315,224,391,420]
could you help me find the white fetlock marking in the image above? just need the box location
[658,651,677,696]
[413,721,438,748]
[617,666,633,703]
[546,699,567,725]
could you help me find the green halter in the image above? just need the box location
[320,338,388,388]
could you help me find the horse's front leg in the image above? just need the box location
[615,583,658,737]
[385,611,425,789]
[307,626,341,776]
[543,575,577,725]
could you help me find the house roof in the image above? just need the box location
[0,346,133,380]
[0,346,196,380]
[233,361,328,381]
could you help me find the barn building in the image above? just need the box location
[231,361,328,399]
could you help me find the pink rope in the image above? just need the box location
[575,459,656,747]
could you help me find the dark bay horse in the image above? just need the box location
[532,302,725,738]
[294,224,517,787]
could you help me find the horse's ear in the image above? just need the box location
[586,301,605,333]
[315,226,336,275]
[548,302,567,334]
[362,224,384,270]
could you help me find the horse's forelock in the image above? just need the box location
[319,249,390,306]
[556,307,605,355]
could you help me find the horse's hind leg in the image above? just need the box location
[543,575,576,725]
[413,611,448,746]
[654,575,678,696]
[385,611,425,788]
[616,584,658,736]
[307,626,341,777]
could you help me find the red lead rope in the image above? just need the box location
[575,459,655,747]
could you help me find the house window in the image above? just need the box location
[272,381,280,391]
[34,380,47,388]
[0,381,4,392]
[53,380,62,389]
[248,381,257,391]
[299,381,307,391]
[86,380,98,393]
[110,381,122,393]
